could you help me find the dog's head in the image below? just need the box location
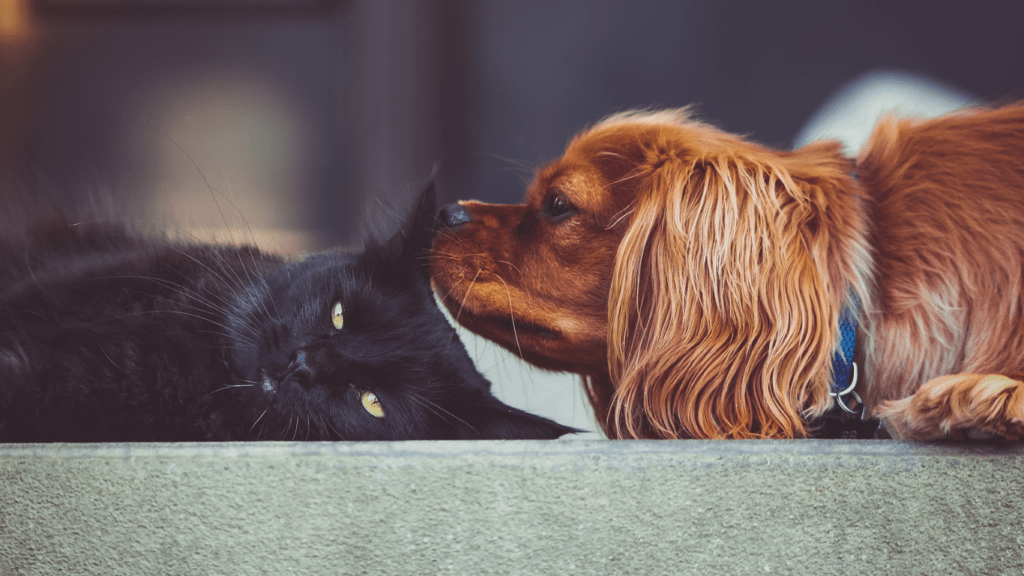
[431,109,871,438]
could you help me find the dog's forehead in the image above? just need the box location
[570,122,664,156]
[536,124,666,208]
[529,121,704,213]
[570,124,679,177]
[530,158,608,209]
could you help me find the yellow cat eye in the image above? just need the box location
[331,301,344,330]
[361,390,385,419]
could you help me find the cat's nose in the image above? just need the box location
[438,203,472,229]
[280,349,314,387]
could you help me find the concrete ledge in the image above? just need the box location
[2,440,1023,575]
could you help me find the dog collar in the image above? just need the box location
[811,296,883,439]
[831,300,859,405]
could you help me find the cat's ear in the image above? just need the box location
[378,178,438,279]
[470,396,580,439]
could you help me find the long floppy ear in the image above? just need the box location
[606,146,861,439]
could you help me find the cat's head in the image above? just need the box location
[226,181,577,440]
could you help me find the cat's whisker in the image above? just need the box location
[199,335,256,349]
[220,318,262,345]
[188,312,262,344]
[245,407,266,430]
[96,345,123,372]
[207,383,254,396]
[205,246,274,325]
[407,392,477,433]
[446,270,480,347]
[154,275,236,312]
[107,283,263,342]
[173,139,255,273]
[317,415,331,439]
[453,269,482,325]
[172,243,273,330]
[113,310,260,344]
[116,309,215,324]
[207,169,276,291]
[94,274,237,319]
[200,340,254,352]
[199,246,242,285]
[227,319,262,346]
[257,276,283,322]
[165,245,237,291]
[241,259,279,325]
[495,275,525,360]
[182,253,274,338]
[324,417,342,439]
[223,246,276,325]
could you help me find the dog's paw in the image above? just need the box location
[876,373,1024,441]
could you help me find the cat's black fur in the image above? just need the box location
[0,182,576,442]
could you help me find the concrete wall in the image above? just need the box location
[2,440,1022,575]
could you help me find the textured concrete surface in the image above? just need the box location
[1,440,1023,575]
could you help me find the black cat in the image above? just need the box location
[0,182,576,441]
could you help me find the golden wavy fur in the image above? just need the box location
[430,105,1024,440]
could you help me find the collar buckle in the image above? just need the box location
[830,362,864,417]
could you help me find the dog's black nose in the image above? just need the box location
[438,203,472,229]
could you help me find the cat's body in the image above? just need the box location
[0,183,576,442]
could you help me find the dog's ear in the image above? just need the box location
[606,144,862,438]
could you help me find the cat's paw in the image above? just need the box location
[877,373,1024,441]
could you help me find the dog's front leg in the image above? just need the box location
[876,373,1024,441]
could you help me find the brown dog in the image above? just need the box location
[430,106,1024,440]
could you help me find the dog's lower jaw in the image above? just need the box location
[471,315,604,374]
[431,267,609,374]
[434,294,605,375]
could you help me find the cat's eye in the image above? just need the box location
[361,390,385,419]
[331,301,344,330]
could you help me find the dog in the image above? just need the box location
[430,105,1024,440]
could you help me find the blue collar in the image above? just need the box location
[811,294,883,439]
[831,297,859,402]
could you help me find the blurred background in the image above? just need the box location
[2,0,1024,435]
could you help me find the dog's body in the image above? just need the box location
[431,105,1024,440]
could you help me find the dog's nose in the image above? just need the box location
[438,203,472,229]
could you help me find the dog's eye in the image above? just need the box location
[361,390,385,419]
[542,192,575,221]
[331,301,344,330]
